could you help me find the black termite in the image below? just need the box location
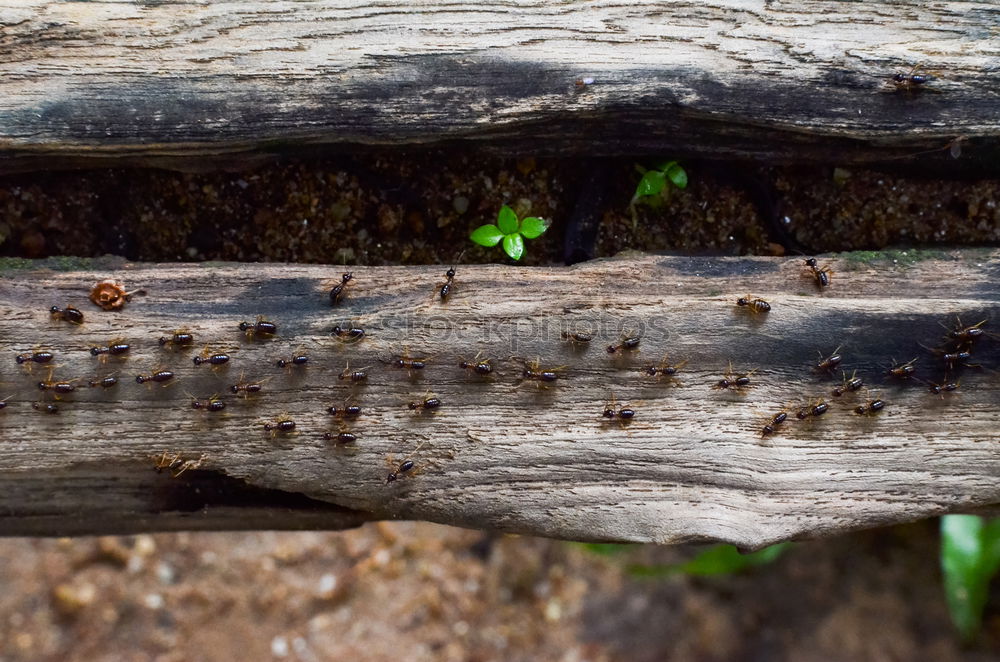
[832,371,864,397]
[33,402,59,414]
[50,305,84,324]
[606,333,641,354]
[736,296,771,314]
[804,258,833,288]
[193,350,231,366]
[855,399,886,415]
[338,363,368,382]
[90,340,131,358]
[239,316,277,339]
[324,431,358,444]
[815,346,843,374]
[276,353,309,368]
[796,400,829,419]
[887,357,918,379]
[408,395,441,411]
[191,395,226,412]
[263,417,296,434]
[760,411,789,438]
[88,376,118,389]
[332,325,365,341]
[329,272,353,306]
[948,319,987,343]
[136,370,175,385]
[561,331,593,345]
[386,459,415,483]
[439,266,456,300]
[459,355,493,376]
[16,350,54,366]
[159,330,195,348]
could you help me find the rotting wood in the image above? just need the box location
[1,251,999,547]
[0,1,998,173]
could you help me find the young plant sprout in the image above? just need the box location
[470,204,550,261]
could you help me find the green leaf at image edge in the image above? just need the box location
[470,224,504,247]
[625,543,791,579]
[940,515,1000,642]
[502,233,525,261]
[519,216,549,239]
[497,205,519,234]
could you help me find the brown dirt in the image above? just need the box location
[1,152,999,661]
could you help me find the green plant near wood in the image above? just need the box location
[470,204,550,261]
[581,542,791,578]
[630,160,688,208]
[940,514,1000,642]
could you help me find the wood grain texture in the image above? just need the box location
[0,1,998,172]
[0,251,998,546]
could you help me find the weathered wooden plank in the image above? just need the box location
[1,252,999,546]
[0,1,998,172]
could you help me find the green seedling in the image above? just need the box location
[630,160,688,208]
[470,205,550,261]
[940,514,1000,642]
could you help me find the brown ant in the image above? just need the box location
[136,368,176,386]
[945,318,988,344]
[439,266,456,300]
[643,354,687,385]
[276,352,308,369]
[386,351,428,375]
[804,258,833,288]
[193,348,231,367]
[331,324,365,342]
[385,441,427,484]
[50,305,84,324]
[153,452,204,477]
[328,400,362,419]
[408,392,441,412]
[606,332,641,354]
[924,379,960,397]
[16,350,55,370]
[855,398,886,416]
[832,370,863,397]
[338,362,369,383]
[88,375,118,389]
[601,393,636,426]
[239,316,277,339]
[887,357,918,379]
[263,414,297,436]
[889,65,935,93]
[329,272,353,306]
[33,402,59,414]
[324,430,358,445]
[561,331,593,345]
[518,358,565,387]
[920,343,980,370]
[759,411,789,438]
[159,329,195,348]
[795,399,830,419]
[713,362,755,392]
[37,368,77,397]
[459,352,493,376]
[736,296,771,314]
[189,393,226,413]
[230,372,267,398]
[815,346,843,374]
[90,339,130,360]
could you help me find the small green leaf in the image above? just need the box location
[656,160,678,173]
[633,170,667,202]
[665,162,688,189]
[496,205,519,235]
[502,233,524,261]
[941,515,1000,641]
[519,216,549,239]
[470,224,504,247]
[626,543,791,579]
